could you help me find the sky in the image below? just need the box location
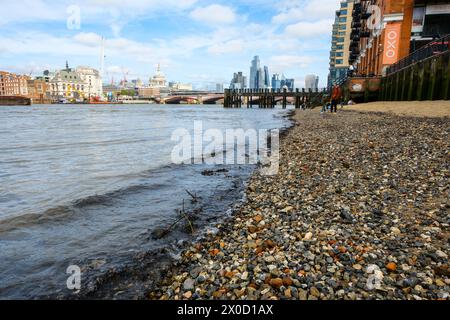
[0,0,341,89]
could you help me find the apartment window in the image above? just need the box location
[341,10,348,15]
[341,3,348,8]
[336,52,344,57]
[336,45,344,50]
[339,17,347,23]
[339,32,346,36]
[336,59,343,64]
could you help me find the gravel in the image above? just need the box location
[148,109,449,300]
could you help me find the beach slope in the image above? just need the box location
[149,105,449,300]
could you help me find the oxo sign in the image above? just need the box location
[383,22,402,65]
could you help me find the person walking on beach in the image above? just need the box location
[330,84,342,113]
[321,95,330,113]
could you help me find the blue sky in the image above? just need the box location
[0,0,340,89]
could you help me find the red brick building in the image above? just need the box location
[27,79,50,103]
[0,71,30,96]
[351,0,450,76]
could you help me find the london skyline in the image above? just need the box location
[0,0,341,89]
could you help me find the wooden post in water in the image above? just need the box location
[271,90,276,108]
[264,89,268,109]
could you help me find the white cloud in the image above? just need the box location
[208,39,244,55]
[285,20,334,38]
[74,33,103,46]
[190,4,237,26]
[272,8,304,25]
[272,0,340,24]
[269,55,315,73]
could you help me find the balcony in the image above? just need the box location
[361,12,372,20]
[352,21,362,29]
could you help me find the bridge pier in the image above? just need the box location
[223,88,327,109]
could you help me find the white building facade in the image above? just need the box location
[49,64,103,101]
[76,66,103,98]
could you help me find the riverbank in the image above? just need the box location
[148,106,449,300]
[345,100,450,118]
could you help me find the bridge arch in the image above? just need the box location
[164,96,199,104]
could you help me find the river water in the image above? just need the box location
[0,104,291,299]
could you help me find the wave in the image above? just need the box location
[0,181,161,234]
[0,161,227,234]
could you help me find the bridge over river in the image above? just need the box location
[162,91,224,105]
[161,88,328,108]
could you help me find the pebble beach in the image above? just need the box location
[149,104,450,301]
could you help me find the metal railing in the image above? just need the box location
[386,34,450,75]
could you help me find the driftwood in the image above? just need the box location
[185,189,199,203]
[151,199,196,240]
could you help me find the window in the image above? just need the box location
[339,32,346,36]
[336,45,344,50]
[339,17,347,23]
[341,10,347,15]
[336,52,344,57]
[336,59,343,64]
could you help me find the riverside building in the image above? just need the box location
[149,64,168,89]
[350,0,450,77]
[328,0,355,88]
[48,63,103,101]
[0,71,30,96]
[76,66,103,98]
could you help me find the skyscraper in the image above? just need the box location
[250,56,265,89]
[263,66,270,89]
[255,69,264,89]
[305,74,319,91]
[229,72,247,90]
[280,76,295,92]
[271,74,281,90]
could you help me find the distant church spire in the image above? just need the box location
[66,61,69,70]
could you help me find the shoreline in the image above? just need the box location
[48,109,296,300]
[147,105,449,300]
